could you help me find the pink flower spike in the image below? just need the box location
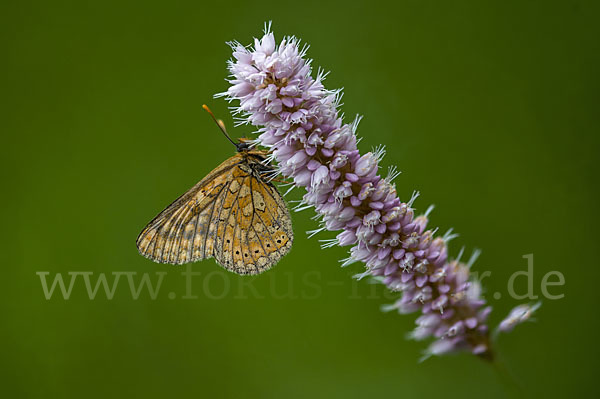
[220,26,534,361]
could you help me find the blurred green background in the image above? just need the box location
[2,0,598,397]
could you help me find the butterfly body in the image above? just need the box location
[136,145,293,275]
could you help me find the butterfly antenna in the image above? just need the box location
[202,104,237,147]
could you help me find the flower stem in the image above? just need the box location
[491,354,523,398]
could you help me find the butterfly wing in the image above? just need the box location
[211,160,293,274]
[136,154,293,275]
[136,154,241,265]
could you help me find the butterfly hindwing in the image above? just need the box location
[211,161,293,274]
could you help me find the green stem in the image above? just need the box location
[490,354,523,398]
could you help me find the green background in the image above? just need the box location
[2,0,598,397]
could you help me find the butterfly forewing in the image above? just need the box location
[136,155,237,264]
[136,152,293,275]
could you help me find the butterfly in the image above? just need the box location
[136,105,293,275]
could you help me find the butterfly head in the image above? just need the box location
[235,138,253,153]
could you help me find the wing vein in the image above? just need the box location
[202,181,230,259]
[218,175,246,258]
[250,177,285,260]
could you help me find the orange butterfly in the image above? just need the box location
[136,105,293,275]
